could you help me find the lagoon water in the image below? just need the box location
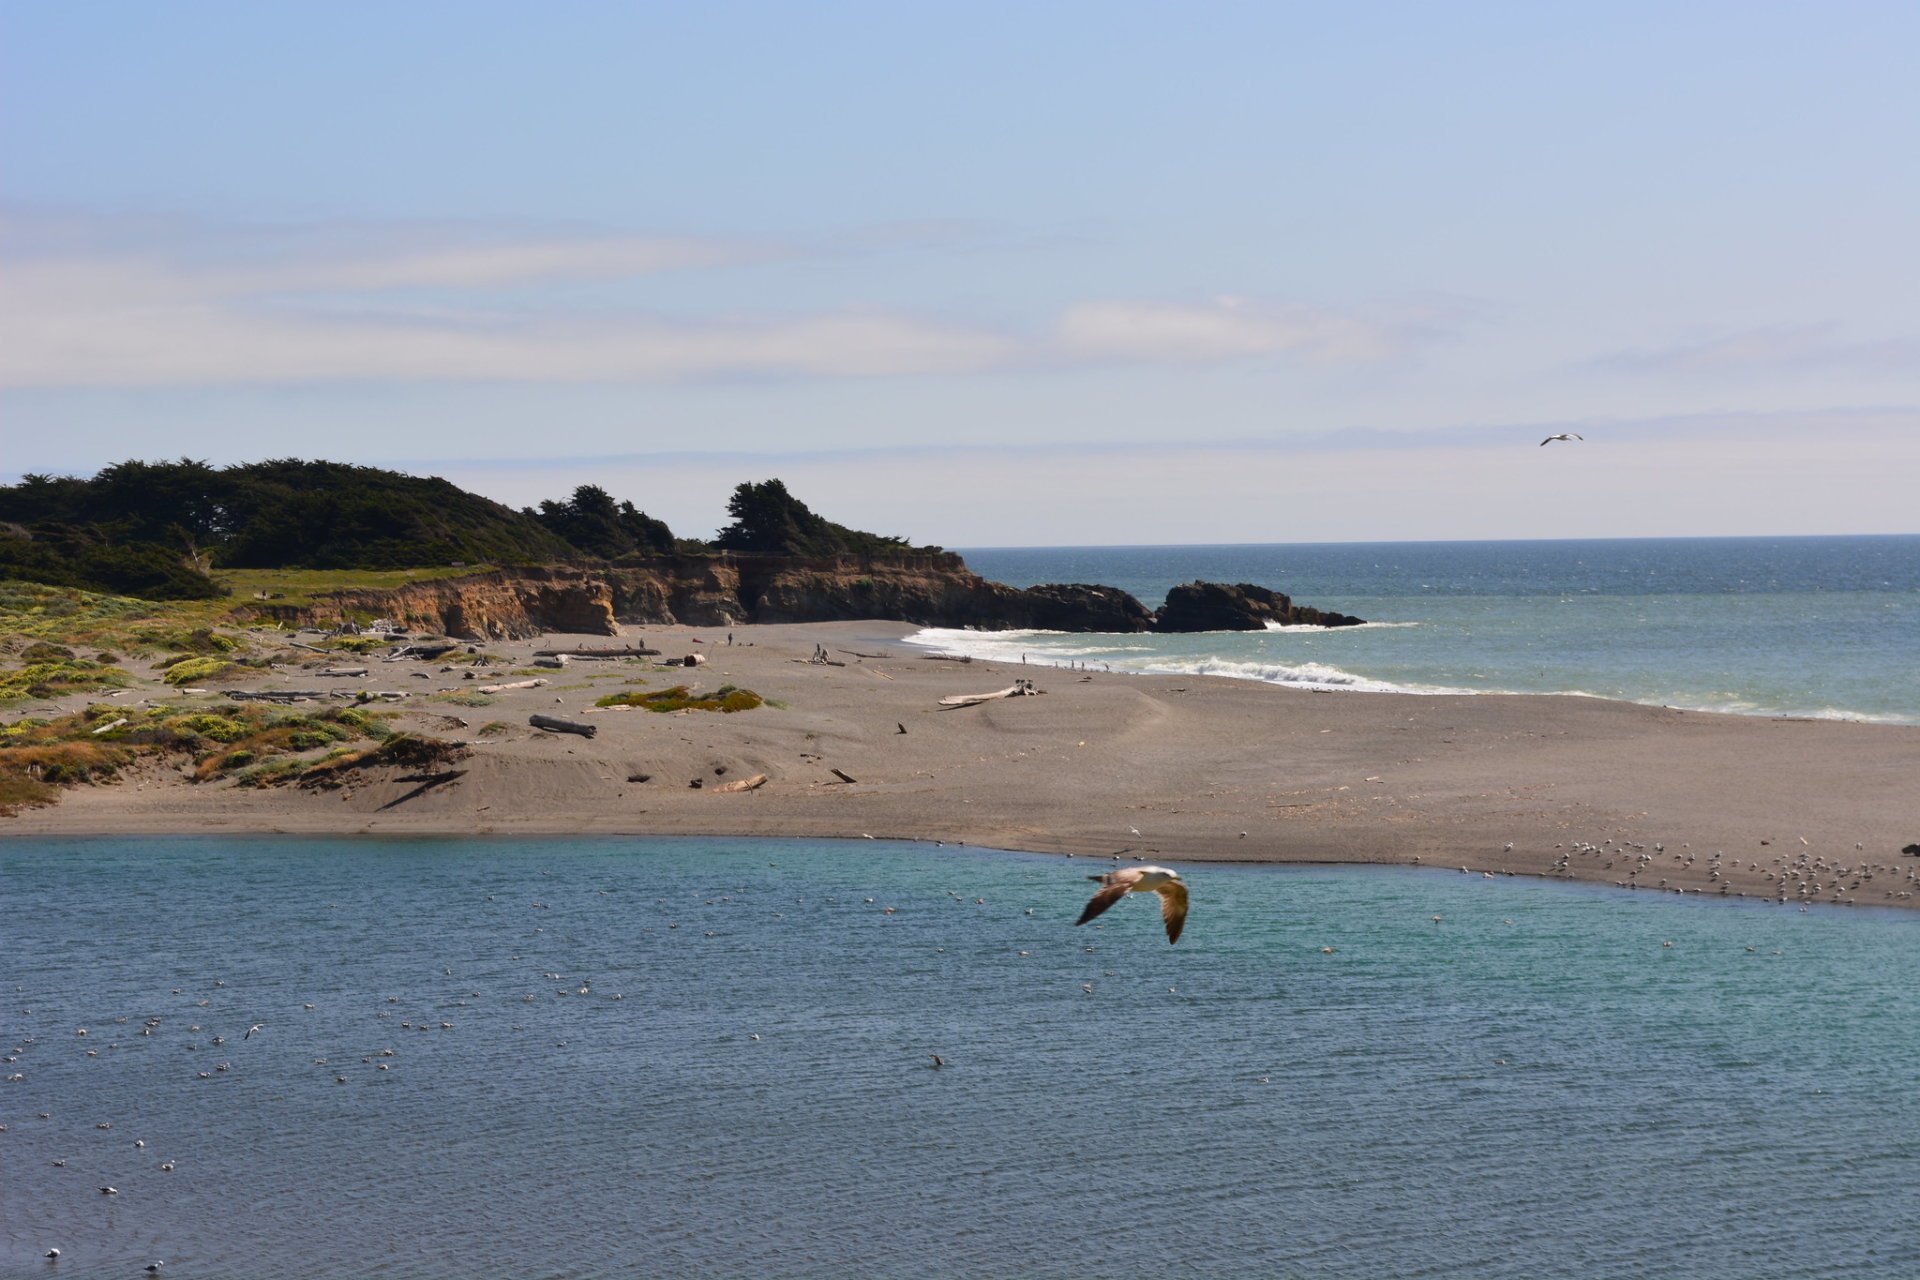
[6,836,1920,1278]
[945,535,1920,723]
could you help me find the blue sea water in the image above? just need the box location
[933,535,1920,723]
[6,836,1920,1279]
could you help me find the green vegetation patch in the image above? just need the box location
[162,655,244,686]
[0,701,404,807]
[0,658,132,702]
[0,580,170,647]
[599,684,763,713]
[134,626,236,657]
[429,690,496,708]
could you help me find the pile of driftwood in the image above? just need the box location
[533,644,660,659]
[385,641,460,661]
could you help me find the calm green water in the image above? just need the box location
[5,836,1920,1278]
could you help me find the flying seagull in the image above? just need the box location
[245,1023,265,1040]
[1539,432,1584,446]
[1076,866,1189,943]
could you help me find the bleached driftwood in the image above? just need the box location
[712,773,769,793]
[529,714,597,739]
[477,678,548,694]
[938,679,1040,709]
[316,667,369,678]
[90,717,129,735]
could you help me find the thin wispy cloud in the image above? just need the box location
[1057,296,1410,364]
[1598,323,1920,378]
[0,218,1428,388]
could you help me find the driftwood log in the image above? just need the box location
[938,679,1040,709]
[922,653,973,663]
[712,773,769,793]
[316,667,369,677]
[478,678,548,694]
[532,645,661,658]
[225,690,328,703]
[530,714,597,738]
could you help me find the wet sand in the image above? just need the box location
[11,620,1920,907]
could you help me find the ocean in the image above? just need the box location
[929,535,1920,724]
[6,835,1919,1279]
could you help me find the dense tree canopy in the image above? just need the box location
[713,479,912,556]
[0,462,920,599]
[528,485,675,558]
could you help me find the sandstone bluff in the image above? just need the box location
[240,553,1364,640]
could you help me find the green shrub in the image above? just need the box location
[0,659,132,700]
[172,713,248,743]
[602,683,764,714]
[162,656,239,685]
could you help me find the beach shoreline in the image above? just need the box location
[8,620,1919,909]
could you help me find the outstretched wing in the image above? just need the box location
[1076,883,1131,926]
[1157,881,1189,944]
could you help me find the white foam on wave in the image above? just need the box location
[1262,620,1420,633]
[903,628,1469,696]
[1142,656,1475,696]
[903,629,1916,720]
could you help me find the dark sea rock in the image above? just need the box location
[1152,581,1366,633]
[1020,583,1155,633]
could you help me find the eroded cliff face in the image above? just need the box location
[237,556,1360,639]
[242,567,618,639]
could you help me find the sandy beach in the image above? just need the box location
[9,619,1919,907]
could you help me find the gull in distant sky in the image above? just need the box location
[1076,866,1189,943]
[1539,432,1584,446]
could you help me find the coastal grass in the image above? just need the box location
[0,656,133,702]
[596,684,763,713]
[0,701,408,807]
[0,580,181,648]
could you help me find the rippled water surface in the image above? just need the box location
[953,536,1920,722]
[6,836,1920,1278]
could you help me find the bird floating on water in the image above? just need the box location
[1539,432,1584,446]
[1076,866,1188,944]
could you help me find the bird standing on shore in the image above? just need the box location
[1539,432,1584,446]
[1076,866,1189,943]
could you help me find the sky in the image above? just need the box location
[4,1,1918,546]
